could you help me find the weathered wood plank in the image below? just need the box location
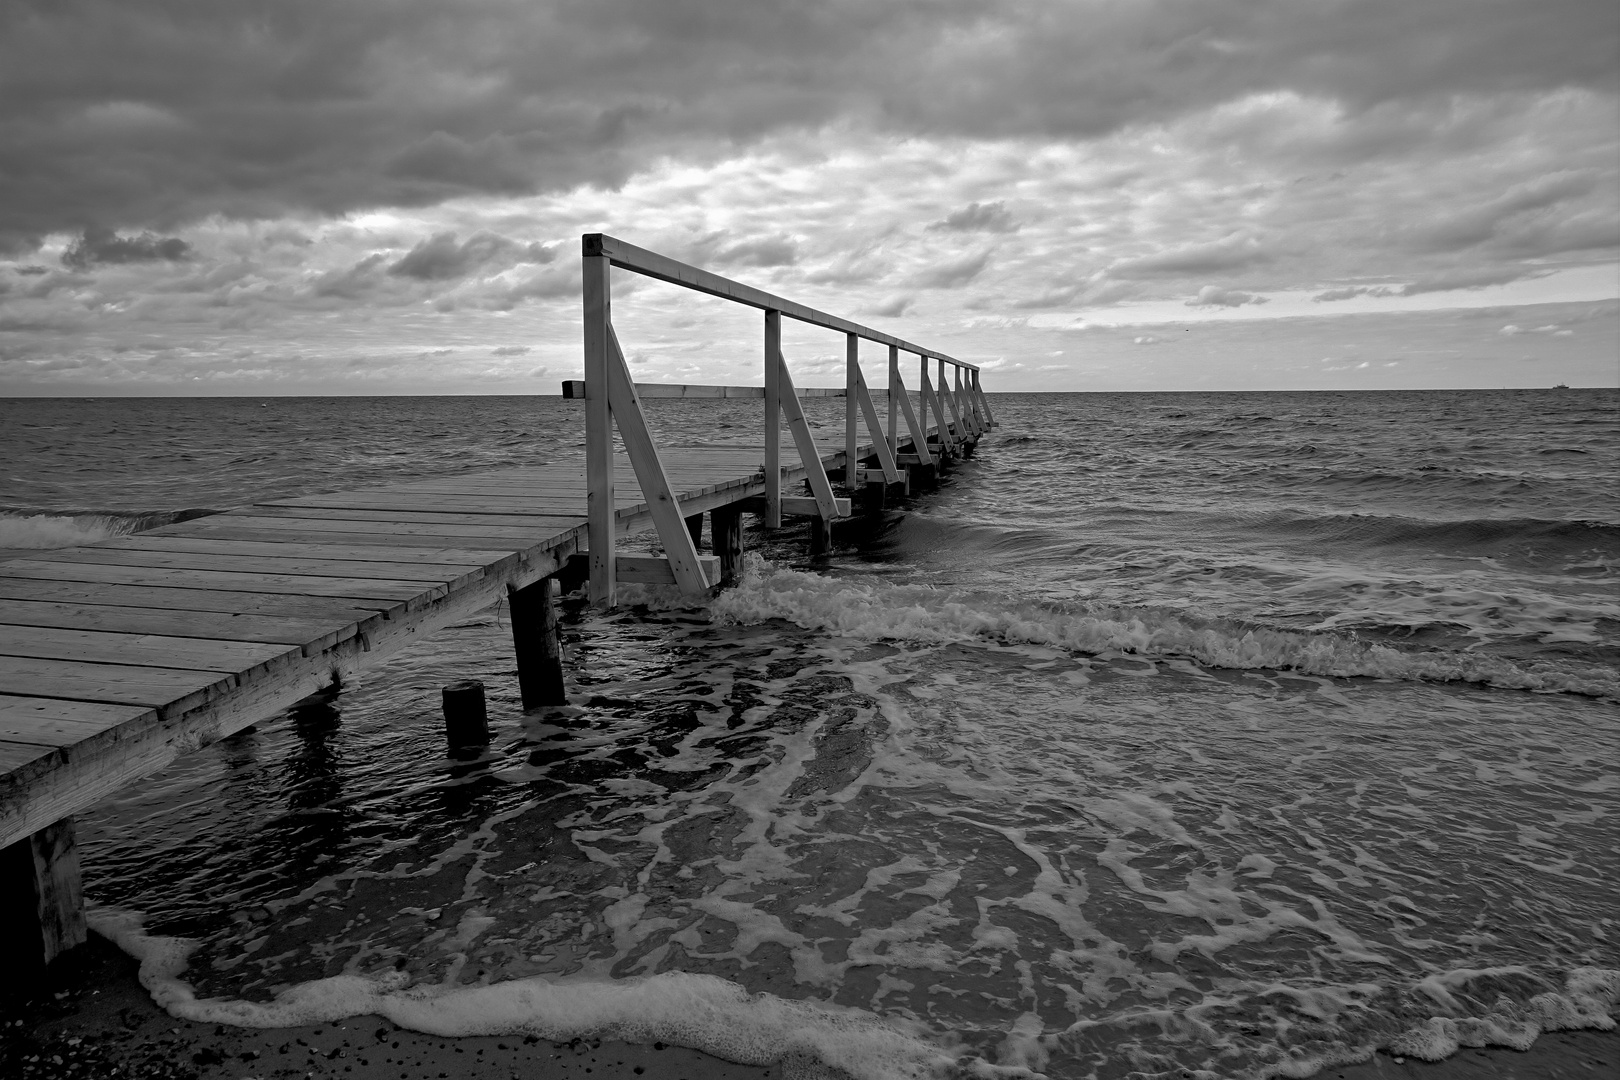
[0,626,296,673]
[0,560,445,601]
[43,546,497,586]
[94,535,520,566]
[0,656,233,711]
[0,599,350,648]
[162,514,580,543]
[242,506,588,529]
[0,697,153,748]
[0,578,391,620]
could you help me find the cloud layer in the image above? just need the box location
[0,0,1615,392]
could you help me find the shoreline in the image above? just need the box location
[2,934,776,1080]
[3,935,1614,1080]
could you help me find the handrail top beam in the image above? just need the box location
[584,233,979,372]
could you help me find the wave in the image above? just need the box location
[90,908,958,1080]
[709,560,1620,698]
[0,508,217,551]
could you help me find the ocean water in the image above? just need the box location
[1,389,1616,1079]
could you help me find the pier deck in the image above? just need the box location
[0,233,994,969]
[0,435,920,856]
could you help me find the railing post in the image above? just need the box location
[845,333,859,486]
[582,245,615,608]
[919,353,930,441]
[975,370,995,428]
[764,310,782,529]
[887,345,899,461]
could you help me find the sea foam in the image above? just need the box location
[88,908,994,1080]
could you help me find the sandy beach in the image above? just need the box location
[2,933,1611,1080]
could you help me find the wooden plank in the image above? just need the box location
[0,599,350,648]
[0,578,392,621]
[0,626,296,673]
[606,325,710,594]
[43,546,497,586]
[234,511,589,537]
[266,492,605,513]
[0,560,444,601]
[0,697,153,748]
[106,535,520,565]
[155,522,584,553]
[0,656,232,711]
[584,251,616,608]
[160,514,574,543]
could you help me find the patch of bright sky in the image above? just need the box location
[1032,264,1620,328]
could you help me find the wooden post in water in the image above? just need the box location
[809,516,831,557]
[0,817,87,970]
[442,680,489,747]
[713,505,744,584]
[764,310,783,529]
[508,578,566,709]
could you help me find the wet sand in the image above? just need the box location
[2,935,1612,1079]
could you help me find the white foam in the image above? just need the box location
[710,558,1620,698]
[89,907,970,1080]
[0,512,135,550]
[1389,966,1619,1061]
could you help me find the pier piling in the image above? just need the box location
[508,578,567,709]
[441,680,490,747]
[0,817,86,970]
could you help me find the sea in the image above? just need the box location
[1,388,1616,1080]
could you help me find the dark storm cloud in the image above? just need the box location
[1,0,1613,248]
[61,226,190,269]
[929,202,1018,233]
[387,231,554,280]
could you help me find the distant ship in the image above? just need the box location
[1553,383,1570,389]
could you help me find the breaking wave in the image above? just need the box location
[0,508,217,551]
[710,559,1620,698]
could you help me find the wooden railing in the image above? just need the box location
[580,233,995,606]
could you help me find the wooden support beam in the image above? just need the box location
[736,495,852,518]
[712,505,744,586]
[0,816,86,970]
[772,347,844,525]
[852,362,903,484]
[605,325,711,596]
[612,554,722,585]
[887,345,900,463]
[583,251,616,608]
[845,333,859,488]
[508,577,566,710]
[764,310,783,529]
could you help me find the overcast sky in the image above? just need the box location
[1,0,1615,395]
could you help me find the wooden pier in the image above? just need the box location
[0,234,994,969]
